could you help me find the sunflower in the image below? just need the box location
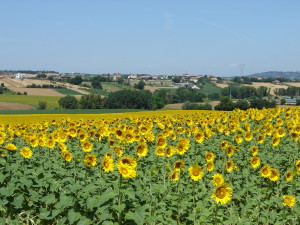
[114,145,123,157]
[271,137,280,147]
[244,132,253,141]
[174,160,185,171]
[170,170,180,181]
[276,128,286,138]
[20,147,33,158]
[205,152,215,162]
[212,183,232,204]
[61,150,72,162]
[165,146,175,158]
[58,143,67,151]
[81,140,93,152]
[102,155,114,172]
[118,156,137,169]
[256,134,265,144]
[188,165,204,181]
[283,195,296,207]
[269,168,280,182]
[5,143,17,151]
[225,160,234,172]
[136,142,148,157]
[156,137,167,148]
[47,139,56,148]
[250,146,259,156]
[234,134,243,144]
[250,156,261,168]
[30,138,38,148]
[260,164,271,178]
[285,171,294,182]
[290,132,299,141]
[195,132,205,143]
[206,161,215,172]
[220,140,229,149]
[212,173,224,186]
[84,154,97,167]
[226,146,235,158]
[155,146,165,157]
[117,163,136,178]
[295,160,300,171]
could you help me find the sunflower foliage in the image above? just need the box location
[0,108,300,224]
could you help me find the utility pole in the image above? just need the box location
[239,64,245,77]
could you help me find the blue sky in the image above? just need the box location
[1,1,300,76]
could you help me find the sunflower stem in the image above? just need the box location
[192,181,196,224]
[117,174,123,225]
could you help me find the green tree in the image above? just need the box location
[68,75,83,85]
[134,81,146,90]
[91,77,103,89]
[79,94,103,109]
[58,95,78,109]
[104,90,152,109]
[235,99,249,110]
[152,95,165,110]
[215,96,236,111]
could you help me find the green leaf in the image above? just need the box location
[12,195,24,208]
[77,217,92,225]
[112,203,126,213]
[39,208,51,219]
[0,185,15,196]
[41,193,57,205]
[68,209,81,224]
[54,194,74,209]
[98,189,118,206]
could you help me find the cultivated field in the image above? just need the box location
[0,78,89,96]
[0,108,299,224]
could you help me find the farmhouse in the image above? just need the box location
[15,73,25,79]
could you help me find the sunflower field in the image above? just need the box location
[0,108,300,224]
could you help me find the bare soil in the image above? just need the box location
[0,102,35,110]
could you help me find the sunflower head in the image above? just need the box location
[174,160,185,171]
[84,154,97,167]
[283,195,296,207]
[102,155,114,173]
[250,156,261,168]
[269,168,280,182]
[170,170,180,181]
[205,152,215,162]
[285,171,294,182]
[188,165,204,181]
[206,161,215,172]
[260,165,271,178]
[212,183,232,204]
[225,160,234,172]
[20,147,33,159]
[212,173,224,186]
[117,163,136,178]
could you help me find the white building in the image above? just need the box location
[15,73,25,79]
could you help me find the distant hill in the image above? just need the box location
[248,71,300,79]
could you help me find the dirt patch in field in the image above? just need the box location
[144,86,178,93]
[215,83,229,88]
[243,82,288,95]
[8,87,65,96]
[164,101,220,110]
[0,102,35,110]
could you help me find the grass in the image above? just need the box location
[199,82,222,94]
[55,89,83,95]
[0,94,60,109]
[0,108,145,115]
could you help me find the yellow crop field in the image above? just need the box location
[0,108,299,224]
